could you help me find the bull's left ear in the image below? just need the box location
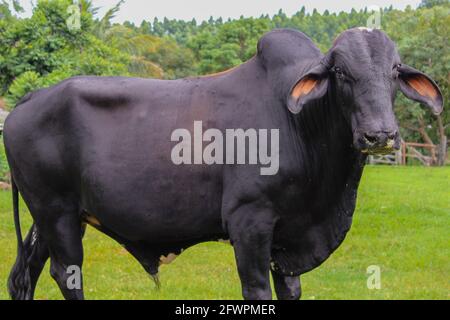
[287,64,329,114]
[398,64,444,115]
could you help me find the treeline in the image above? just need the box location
[132,7,373,73]
[0,0,448,160]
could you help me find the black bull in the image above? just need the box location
[3,28,443,300]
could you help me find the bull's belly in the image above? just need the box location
[80,179,225,243]
[76,138,226,240]
[83,205,225,243]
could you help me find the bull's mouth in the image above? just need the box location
[362,147,395,155]
[361,139,397,155]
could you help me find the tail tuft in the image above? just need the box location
[150,273,161,290]
[8,252,32,300]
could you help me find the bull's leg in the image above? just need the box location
[227,206,276,300]
[8,224,49,300]
[46,214,85,300]
[271,271,302,300]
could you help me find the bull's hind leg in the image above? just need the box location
[44,212,85,300]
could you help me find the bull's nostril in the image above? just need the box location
[361,131,398,152]
[364,134,378,144]
[386,131,398,140]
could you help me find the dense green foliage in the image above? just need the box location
[0,0,448,165]
[0,166,448,299]
[0,0,130,104]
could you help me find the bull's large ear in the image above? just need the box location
[287,64,329,114]
[398,64,443,115]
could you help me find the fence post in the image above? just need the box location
[402,142,407,165]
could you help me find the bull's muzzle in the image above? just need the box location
[359,131,400,155]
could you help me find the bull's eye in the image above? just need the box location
[392,64,401,79]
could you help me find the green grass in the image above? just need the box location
[0,166,448,300]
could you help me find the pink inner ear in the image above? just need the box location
[292,77,318,99]
[406,76,438,100]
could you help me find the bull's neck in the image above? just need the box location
[291,87,365,184]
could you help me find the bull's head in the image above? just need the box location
[288,28,444,155]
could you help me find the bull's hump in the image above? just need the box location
[257,29,322,67]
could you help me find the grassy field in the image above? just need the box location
[0,166,448,300]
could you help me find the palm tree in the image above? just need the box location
[78,0,125,39]
[1,0,24,14]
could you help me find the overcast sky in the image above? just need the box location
[20,0,422,23]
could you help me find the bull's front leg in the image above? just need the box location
[227,205,277,300]
[271,271,302,300]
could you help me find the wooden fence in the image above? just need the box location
[368,141,437,166]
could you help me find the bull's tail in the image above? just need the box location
[7,176,32,300]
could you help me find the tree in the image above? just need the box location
[385,3,449,165]
[419,0,449,8]
[93,0,124,39]
[103,24,196,79]
[0,0,130,109]
[0,0,23,15]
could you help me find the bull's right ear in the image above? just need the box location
[287,65,329,114]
